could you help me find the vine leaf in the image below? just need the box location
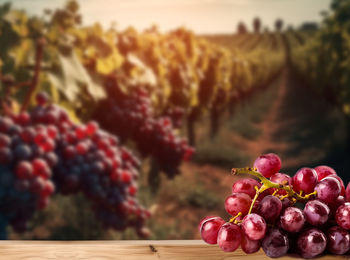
[48,51,105,102]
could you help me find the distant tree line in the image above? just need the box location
[236,18,318,34]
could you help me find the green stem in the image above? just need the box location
[248,184,269,214]
[232,167,317,203]
[229,212,242,223]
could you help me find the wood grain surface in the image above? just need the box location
[0,240,348,260]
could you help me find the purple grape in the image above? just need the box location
[280,207,305,232]
[281,197,293,210]
[14,144,32,160]
[217,223,241,252]
[328,196,346,218]
[253,153,281,178]
[303,200,330,226]
[0,147,13,164]
[346,182,350,202]
[335,203,350,230]
[297,228,326,258]
[326,226,350,255]
[257,195,282,223]
[199,216,225,244]
[292,167,318,194]
[262,228,289,258]
[240,230,261,254]
[315,176,341,204]
[242,213,267,241]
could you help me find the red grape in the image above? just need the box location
[0,133,11,148]
[198,216,216,232]
[30,176,46,194]
[280,207,305,232]
[270,172,292,195]
[232,178,261,198]
[240,230,261,254]
[329,174,345,196]
[86,121,98,135]
[335,203,350,230]
[225,193,252,216]
[315,176,341,204]
[76,142,88,155]
[253,153,281,178]
[41,180,55,197]
[303,200,330,226]
[200,216,225,244]
[32,158,50,178]
[217,223,241,252]
[40,139,55,152]
[36,92,49,105]
[242,213,267,241]
[292,167,318,194]
[75,126,86,140]
[18,112,30,126]
[47,125,58,139]
[314,165,336,180]
[15,161,33,179]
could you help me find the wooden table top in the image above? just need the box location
[0,240,347,259]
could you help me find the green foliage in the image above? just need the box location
[193,141,250,169]
[0,0,285,122]
[181,185,221,210]
[291,0,350,118]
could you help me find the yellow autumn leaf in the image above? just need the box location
[96,50,124,75]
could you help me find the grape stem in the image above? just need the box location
[231,167,317,214]
[229,212,242,224]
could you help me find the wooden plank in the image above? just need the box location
[0,240,348,260]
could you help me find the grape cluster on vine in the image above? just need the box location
[199,153,350,258]
[94,80,194,178]
[0,92,150,235]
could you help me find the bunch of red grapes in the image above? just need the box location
[199,153,350,258]
[94,82,194,178]
[0,92,149,234]
[0,108,56,231]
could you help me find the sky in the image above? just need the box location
[0,0,332,34]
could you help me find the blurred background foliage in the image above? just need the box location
[0,0,349,240]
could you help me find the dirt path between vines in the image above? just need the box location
[239,69,289,160]
[227,66,345,170]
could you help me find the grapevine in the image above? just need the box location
[93,83,194,181]
[0,90,150,237]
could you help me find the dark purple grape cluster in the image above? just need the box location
[94,83,194,178]
[0,109,56,231]
[199,153,350,258]
[0,92,150,234]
